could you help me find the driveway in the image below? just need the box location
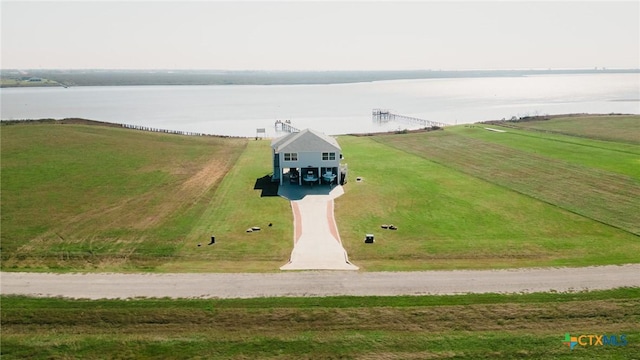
[278,184,358,270]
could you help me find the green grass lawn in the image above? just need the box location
[2,117,639,359]
[2,288,638,359]
[371,129,639,236]
[1,116,639,272]
[336,132,639,271]
[452,124,640,180]
[1,124,248,271]
[158,139,294,272]
[504,114,640,144]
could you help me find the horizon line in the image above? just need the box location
[3,67,639,72]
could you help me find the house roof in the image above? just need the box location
[271,129,341,153]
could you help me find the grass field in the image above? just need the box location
[371,130,639,234]
[157,139,294,272]
[336,117,640,270]
[1,116,639,272]
[336,135,640,271]
[2,116,639,359]
[0,124,249,271]
[497,114,640,144]
[2,288,639,359]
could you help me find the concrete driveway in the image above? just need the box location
[278,183,358,270]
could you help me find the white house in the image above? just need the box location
[271,129,343,186]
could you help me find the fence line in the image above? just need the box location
[119,123,213,137]
[1,118,246,138]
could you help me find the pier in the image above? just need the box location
[372,109,449,128]
[275,120,300,133]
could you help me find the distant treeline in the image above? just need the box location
[2,68,638,87]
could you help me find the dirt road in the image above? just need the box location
[2,264,638,299]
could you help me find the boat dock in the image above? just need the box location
[372,109,449,128]
[275,120,300,133]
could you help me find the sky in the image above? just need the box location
[1,1,638,71]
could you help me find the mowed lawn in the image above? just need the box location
[159,139,294,273]
[2,115,639,272]
[503,114,640,144]
[0,124,249,271]
[336,128,640,270]
[375,132,638,231]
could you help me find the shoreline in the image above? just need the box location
[2,68,638,88]
[2,113,637,139]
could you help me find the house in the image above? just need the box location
[271,129,344,186]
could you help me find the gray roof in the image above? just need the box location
[271,129,341,153]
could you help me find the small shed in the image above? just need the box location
[271,129,342,186]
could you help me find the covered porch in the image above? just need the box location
[283,166,341,187]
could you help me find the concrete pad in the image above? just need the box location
[277,180,340,201]
[279,184,358,270]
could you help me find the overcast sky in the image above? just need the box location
[1,1,638,70]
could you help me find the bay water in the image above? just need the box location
[1,73,638,137]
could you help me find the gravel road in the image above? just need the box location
[2,264,639,299]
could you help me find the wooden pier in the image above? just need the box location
[372,109,449,128]
[275,120,300,133]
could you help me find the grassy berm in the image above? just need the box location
[1,115,639,272]
[1,289,639,359]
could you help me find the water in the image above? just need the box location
[1,73,638,137]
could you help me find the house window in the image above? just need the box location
[322,152,336,161]
[284,153,297,161]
